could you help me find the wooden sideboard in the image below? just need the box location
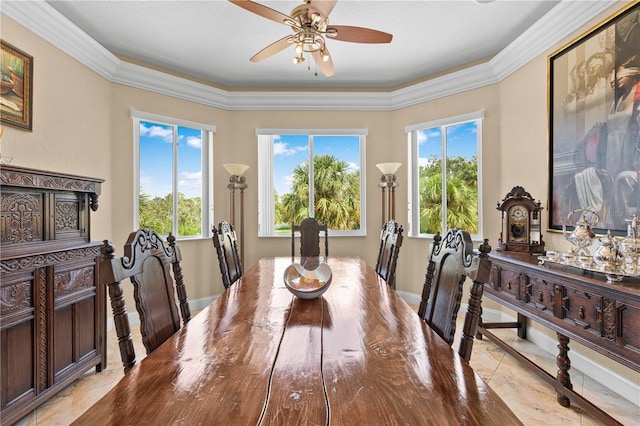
[478,250,639,425]
[0,165,106,425]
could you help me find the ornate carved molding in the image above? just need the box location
[602,298,616,341]
[0,281,32,314]
[1,167,100,193]
[0,246,101,273]
[0,165,102,211]
[54,267,94,296]
[38,267,47,391]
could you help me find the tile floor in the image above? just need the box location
[11,308,639,426]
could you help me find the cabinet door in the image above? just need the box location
[52,255,100,382]
[0,190,44,245]
[0,268,42,411]
[52,192,88,242]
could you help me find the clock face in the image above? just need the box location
[509,205,528,222]
[508,205,528,242]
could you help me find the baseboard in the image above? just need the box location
[397,290,639,407]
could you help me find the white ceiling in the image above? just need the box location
[44,0,562,89]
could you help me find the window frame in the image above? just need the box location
[406,111,484,240]
[131,109,215,239]
[257,128,367,237]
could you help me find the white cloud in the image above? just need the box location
[418,129,440,145]
[185,135,202,149]
[274,141,306,156]
[179,170,202,190]
[418,157,439,168]
[181,170,201,180]
[140,124,172,142]
[346,161,359,172]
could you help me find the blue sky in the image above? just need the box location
[273,134,360,196]
[138,122,476,200]
[418,121,478,165]
[139,122,202,199]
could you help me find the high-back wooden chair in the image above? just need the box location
[99,229,191,373]
[375,220,404,288]
[212,220,243,289]
[291,217,329,258]
[418,228,491,362]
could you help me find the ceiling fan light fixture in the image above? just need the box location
[229,0,393,77]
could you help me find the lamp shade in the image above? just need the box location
[376,162,401,175]
[223,163,250,176]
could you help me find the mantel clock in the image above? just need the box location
[497,186,545,253]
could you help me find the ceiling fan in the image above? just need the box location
[228,0,393,77]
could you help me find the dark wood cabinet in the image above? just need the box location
[0,165,106,426]
[479,251,640,425]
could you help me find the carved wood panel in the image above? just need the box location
[562,284,602,336]
[0,191,43,244]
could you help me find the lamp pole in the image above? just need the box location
[223,164,249,266]
[376,163,401,227]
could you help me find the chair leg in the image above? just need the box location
[459,279,484,363]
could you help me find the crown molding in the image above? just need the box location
[1,0,619,111]
[490,0,617,80]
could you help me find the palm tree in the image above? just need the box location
[420,156,478,234]
[278,154,360,230]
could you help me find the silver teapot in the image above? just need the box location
[592,230,622,270]
[563,209,598,256]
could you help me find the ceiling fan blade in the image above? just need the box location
[326,25,393,43]
[250,36,292,62]
[309,0,337,18]
[311,49,335,77]
[228,0,291,25]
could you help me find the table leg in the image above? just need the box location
[556,332,572,407]
[517,312,527,339]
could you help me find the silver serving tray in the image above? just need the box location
[537,255,634,283]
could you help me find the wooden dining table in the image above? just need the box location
[73,257,521,425]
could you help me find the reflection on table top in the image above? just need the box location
[73,256,520,425]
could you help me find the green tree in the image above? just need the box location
[139,190,202,236]
[277,154,360,230]
[420,155,478,234]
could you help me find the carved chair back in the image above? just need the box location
[212,220,243,289]
[417,228,491,362]
[99,229,191,373]
[375,220,404,288]
[291,217,329,258]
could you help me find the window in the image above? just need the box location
[258,129,366,237]
[407,111,483,238]
[132,110,214,239]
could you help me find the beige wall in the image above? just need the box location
[2,1,638,394]
[1,15,112,244]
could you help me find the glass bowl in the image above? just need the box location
[283,258,332,299]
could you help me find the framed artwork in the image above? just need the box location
[0,40,33,131]
[549,2,640,236]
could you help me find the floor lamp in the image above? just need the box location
[376,162,401,228]
[223,163,249,266]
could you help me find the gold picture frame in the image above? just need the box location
[548,2,640,235]
[1,40,33,131]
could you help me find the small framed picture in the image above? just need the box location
[1,40,33,131]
